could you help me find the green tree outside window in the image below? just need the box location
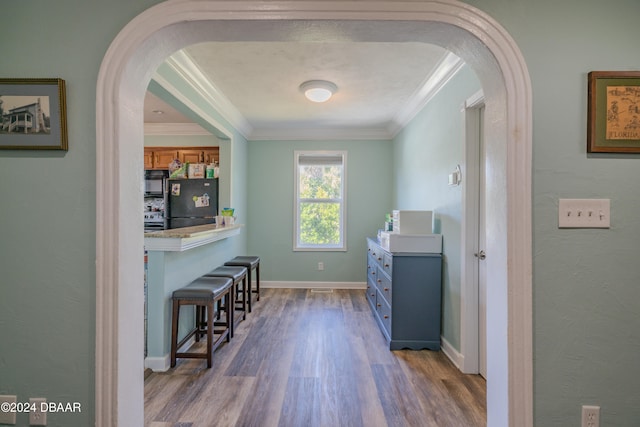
[295,152,346,250]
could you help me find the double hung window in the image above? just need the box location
[294,151,346,251]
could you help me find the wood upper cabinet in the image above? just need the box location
[203,147,219,165]
[143,149,155,170]
[144,146,219,170]
[179,149,204,164]
[154,149,180,170]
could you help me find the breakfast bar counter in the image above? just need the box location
[144,223,242,252]
[144,223,243,371]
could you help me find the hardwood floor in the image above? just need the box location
[145,288,486,427]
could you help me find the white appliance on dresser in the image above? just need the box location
[392,209,433,234]
[379,210,441,252]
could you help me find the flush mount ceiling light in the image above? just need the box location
[300,80,338,103]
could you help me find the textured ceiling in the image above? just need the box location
[144,40,451,138]
[144,91,192,124]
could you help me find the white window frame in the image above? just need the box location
[294,150,347,251]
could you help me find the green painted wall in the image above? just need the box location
[1,1,639,426]
[0,1,162,426]
[393,65,481,351]
[462,1,640,425]
[246,139,393,283]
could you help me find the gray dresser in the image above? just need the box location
[366,237,442,350]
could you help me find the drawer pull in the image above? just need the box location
[384,263,390,268]
[377,303,381,307]
[383,315,389,319]
[371,271,375,275]
[383,287,389,291]
[377,257,382,261]
[371,293,375,297]
[377,279,381,283]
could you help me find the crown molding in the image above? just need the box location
[249,126,393,141]
[144,122,211,136]
[151,72,235,140]
[161,50,253,138]
[388,51,465,137]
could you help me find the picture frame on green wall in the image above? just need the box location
[0,78,68,150]
[588,71,640,153]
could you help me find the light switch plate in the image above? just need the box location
[558,199,610,228]
[0,395,17,425]
[448,165,462,186]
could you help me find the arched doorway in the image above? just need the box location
[96,2,532,426]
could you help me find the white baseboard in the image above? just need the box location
[144,355,170,372]
[145,336,196,372]
[441,336,464,371]
[261,281,366,289]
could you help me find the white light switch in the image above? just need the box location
[558,199,610,228]
[448,165,461,186]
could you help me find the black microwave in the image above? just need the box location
[144,170,168,195]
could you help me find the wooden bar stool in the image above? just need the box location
[203,266,248,337]
[170,276,233,369]
[224,256,260,313]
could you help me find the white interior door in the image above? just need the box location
[461,92,486,377]
[478,105,488,379]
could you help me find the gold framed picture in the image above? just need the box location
[588,71,640,153]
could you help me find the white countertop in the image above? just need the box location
[144,223,242,251]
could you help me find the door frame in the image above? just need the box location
[95,2,533,426]
[460,90,485,375]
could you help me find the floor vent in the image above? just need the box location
[310,288,334,293]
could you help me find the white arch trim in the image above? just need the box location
[96,1,532,426]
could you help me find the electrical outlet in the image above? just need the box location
[582,405,600,427]
[29,398,47,426]
[317,262,324,271]
[0,395,17,425]
[558,199,610,228]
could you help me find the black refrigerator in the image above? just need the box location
[165,178,218,229]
